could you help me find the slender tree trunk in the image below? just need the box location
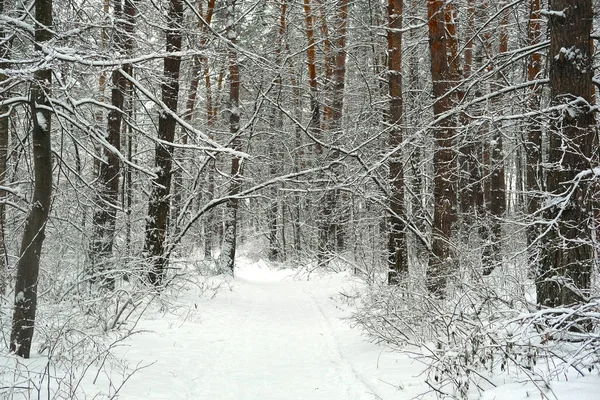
[0,0,10,295]
[171,0,215,244]
[144,0,183,286]
[525,0,543,272]
[387,0,406,284]
[482,1,508,275]
[458,0,479,224]
[89,0,136,288]
[217,0,242,273]
[426,0,455,296]
[316,0,348,265]
[537,0,596,308]
[302,0,321,151]
[10,0,53,358]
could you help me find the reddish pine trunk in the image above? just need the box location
[387,0,407,284]
[537,0,595,307]
[426,0,455,296]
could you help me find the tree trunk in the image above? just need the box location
[10,0,53,358]
[89,0,136,289]
[217,0,242,273]
[171,0,215,245]
[426,0,455,296]
[144,0,183,286]
[525,0,543,272]
[316,0,348,266]
[386,0,406,284]
[0,0,10,295]
[302,0,321,152]
[482,1,509,275]
[537,0,596,308]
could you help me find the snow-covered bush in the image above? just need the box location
[352,277,600,399]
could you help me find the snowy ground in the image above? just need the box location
[2,256,599,399]
[100,258,427,400]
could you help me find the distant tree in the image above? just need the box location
[386,0,407,284]
[525,0,543,270]
[10,0,53,358]
[0,0,10,295]
[537,0,596,307]
[217,0,242,273]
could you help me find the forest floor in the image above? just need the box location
[101,257,427,400]
[2,251,600,399]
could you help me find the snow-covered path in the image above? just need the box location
[111,260,421,400]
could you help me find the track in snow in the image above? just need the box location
[113,261,387,400]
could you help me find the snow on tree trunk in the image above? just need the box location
[0,0,9,295]
[426,0,456,296]
[10,0,53,358]
[217,0,242,273]
[89,0,137,289]
[386,0,407,284]
[537,0,596,307]
[144,0,183,286]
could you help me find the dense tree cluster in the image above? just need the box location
[1,3,598,393]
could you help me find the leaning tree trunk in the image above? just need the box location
[144,0,183,286]
[426,0,455,296]
[10,0,53,358]
[537,0,596,308]
[217,0,242,273]
[386,0,407,284]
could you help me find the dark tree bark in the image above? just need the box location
[171,0,215,244]
[89,0,136,288]
[217,0,242,273]
[537,0,596,307]
[386,0,407,284]
[426,0,455,296]
[10,0,53,358]
[144,0,183,286]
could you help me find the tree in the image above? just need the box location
[386,0,407,284]
[144,0,184,286]
[89,0,137,288]
[0,0,10,295]
[426,0,455,296]
[217,0,242,273]
[537,0,596,307]
[10,0,53,358]
[525,0,543,269]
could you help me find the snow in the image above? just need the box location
[2,257,600,399]
[105,259,426,400]
[35,112,47,131]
